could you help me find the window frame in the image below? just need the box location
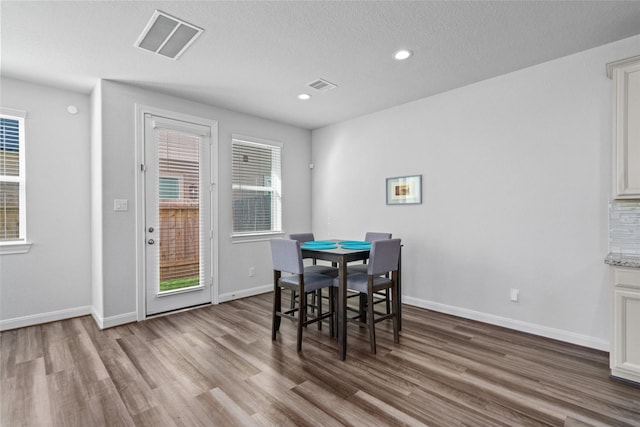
[231,134,283,241]
[0,107,30,255]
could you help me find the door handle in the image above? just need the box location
[148,239,155,245]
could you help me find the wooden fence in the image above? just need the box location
[0,208,19,240]
[159,204,199,281]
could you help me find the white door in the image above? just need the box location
[144,114,213,315]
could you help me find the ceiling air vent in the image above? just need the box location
[307,78,338,92]
[135,10,203,60]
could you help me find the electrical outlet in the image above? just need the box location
[510,288,519,302]
[114,199,128,211]
[249,267,255,277]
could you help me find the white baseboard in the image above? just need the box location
[0,292,608,352]
[218,284,272,303]
[91,308,137,330]
[403,296,609,352]
[0,306,92,331]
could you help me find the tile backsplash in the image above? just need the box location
[609,199,640,254]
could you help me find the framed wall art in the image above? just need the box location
[386,175,422,205]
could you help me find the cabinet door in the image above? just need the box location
[613,59,640,198]
[612,287,640,383]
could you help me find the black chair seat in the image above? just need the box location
[304,264,339,277]
[339,273,392,293]
[279,272,335,292]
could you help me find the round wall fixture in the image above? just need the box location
[67,105,79,115]
[297,93,311,100]
[393,49,413,60]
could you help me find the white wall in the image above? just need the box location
[94,80,312,325]
[0,78,311,330]
[311,35,640,350]
[5,37,638,344]
[0,78,92,329]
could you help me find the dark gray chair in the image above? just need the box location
[289,233,338,277]
[270,238,336,352]
[338,238,401,354]
[347,232,392,274]
[347,232,393,315]
[288,233,338,319]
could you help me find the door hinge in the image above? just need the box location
[140,164,146,172]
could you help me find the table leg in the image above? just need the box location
[397,247,402,331]
[338,258,347,360]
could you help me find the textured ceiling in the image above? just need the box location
[2,1,640,129]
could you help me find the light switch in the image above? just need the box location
[114,199,128,211]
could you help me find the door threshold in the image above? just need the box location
[145,302,213,319]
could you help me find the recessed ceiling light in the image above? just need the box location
[394,49,413,60]
[297,93,311,100]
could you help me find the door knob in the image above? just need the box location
[148,239,155,245]
[148,227,154,233]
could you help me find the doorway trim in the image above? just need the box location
[135,104,219,321]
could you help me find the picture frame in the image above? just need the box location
[386,175,422,205]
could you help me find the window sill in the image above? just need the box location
[231,231,284,244]
[0,242,33,255]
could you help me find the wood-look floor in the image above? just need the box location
[1,293,639,427]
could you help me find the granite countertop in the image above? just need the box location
[605,253,640,269]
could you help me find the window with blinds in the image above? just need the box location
[156,128,202,291]
[0,111,26,243]
[232,135,282,236]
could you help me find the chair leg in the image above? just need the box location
[317,289,323,331]
[367,290,376,354]
[272,284,281,341]
[385,289,391,314]
[329,287,336,338]
[359,293,367,326]
[310,292,316,314]
[297,290,306,352]
[290,290,297,310]
[391,284,399,344]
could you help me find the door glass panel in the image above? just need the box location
[157,128,201,293]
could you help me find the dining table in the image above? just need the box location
[301,240,402,360]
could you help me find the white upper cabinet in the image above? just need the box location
[608,56,640,199]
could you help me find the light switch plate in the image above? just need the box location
[114,199,128,211]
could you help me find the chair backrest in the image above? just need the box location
[288,233,315,243]
[364,232,392,242]
[368,238,401,276]
[270,239,304,275]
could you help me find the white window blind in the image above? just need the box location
[232,135,282,236]
[156,128,202,290]
[0,109,26,243]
